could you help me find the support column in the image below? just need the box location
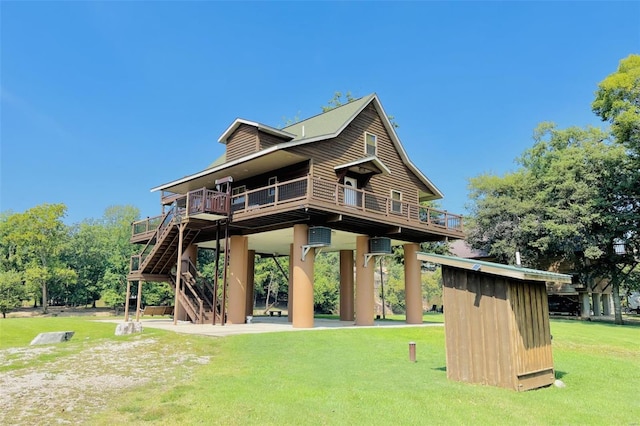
[580,292,591,319]
[602,293,612,316]
[135,281,143,322]
[124,280,132,321]
[288,244,294,323]
[355,235,374,326]
[592,293,602,316]
[228,235,248,324]
[292,224,314,328]
[245,250,256,316]
[340,250,355,321]
[404,243,423,324]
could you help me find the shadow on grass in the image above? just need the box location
[555,370,568,379]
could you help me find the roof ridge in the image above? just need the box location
[282,93,375,130]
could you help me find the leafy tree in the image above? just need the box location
[313,253,339,313]
[592,54,640,322]
[0,270,26,318]
[67,220,110,307]
[593,54,640,157]
[0,204,70,313]
[322,91,355,112]
[97,206,140,307]
[467,123,634,323]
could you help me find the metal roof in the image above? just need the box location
[417,252,572,283]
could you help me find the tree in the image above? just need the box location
[467,123,634,323]
[97,206,141,307]
[321,91,355,112]
[0,270,26,318]
[593,54,640,156]
[0,204,70,313]
[67,219,111,307]
[592,54,640,322]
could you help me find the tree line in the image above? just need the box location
[466,54,640,324]
[0,203,445,318]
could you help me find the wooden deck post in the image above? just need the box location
[404,243,423,324]
[355,235,374,326]
[292,224,314,328]
[135,281,143,322]
[124,280,131,322]
[173,222,186,325]
[228,235,248,324]
[339,250,354,321]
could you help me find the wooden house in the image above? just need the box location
[417,253,572,391]
[126,94,464,328]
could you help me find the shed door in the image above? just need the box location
[344,177,360,207]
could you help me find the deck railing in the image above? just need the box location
[131,187,230,239]
[231,175,464,233]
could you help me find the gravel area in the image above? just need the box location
[0,336,210,425]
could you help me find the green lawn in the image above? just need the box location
[1,316,638,425]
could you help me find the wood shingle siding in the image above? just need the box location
[226,124,258,162]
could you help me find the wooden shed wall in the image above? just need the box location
[507,280,554,390]
[442,266,554,391]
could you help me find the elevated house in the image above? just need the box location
[127,94,464,328]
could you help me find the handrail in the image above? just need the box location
[229,175,464,233]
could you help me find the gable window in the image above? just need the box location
[365,132,377,156]
[391,190,402,214]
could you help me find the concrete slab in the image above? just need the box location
[101,316,443,338]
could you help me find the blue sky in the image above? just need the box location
[2,2,638,224]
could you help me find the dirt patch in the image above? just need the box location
[0,335,210,425]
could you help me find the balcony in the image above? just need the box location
[131,187,230,243]
[230,175,464,238]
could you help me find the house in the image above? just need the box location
[126,94,464,328]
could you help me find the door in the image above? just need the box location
[344,176,359,207]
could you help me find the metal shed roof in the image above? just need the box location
[417,252,572,283]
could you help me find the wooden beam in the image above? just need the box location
[327,214,342,222]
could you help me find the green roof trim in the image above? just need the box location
[282,94,375,142]
[416,252,572,284]
[207,152,226,169]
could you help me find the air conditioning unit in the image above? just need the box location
[308,226,332,246]
[369,237,392,254]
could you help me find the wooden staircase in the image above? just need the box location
[128,183,232,324]
[172,259,223,324]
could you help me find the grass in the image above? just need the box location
[2,316,638,425]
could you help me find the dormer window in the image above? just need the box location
[365,132,377,156]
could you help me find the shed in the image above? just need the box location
[417,252,572,391]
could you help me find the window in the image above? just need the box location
[365,132,377,156]
[391,190,402,213]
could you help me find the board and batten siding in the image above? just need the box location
[285,103,435,204]
[226,124,259,162]
[442,266,555,391]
